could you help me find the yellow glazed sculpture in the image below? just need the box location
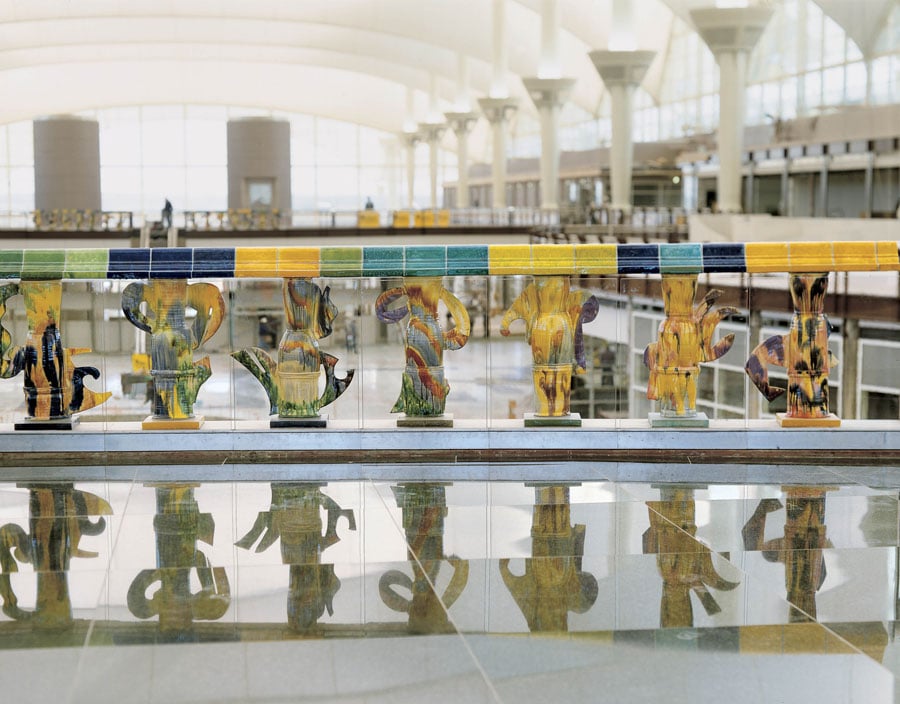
[500,484,598,632]
[236,483,356,632]
[232,279,353,427]
[746,273,840,426]
[0,280,110,427]
[376,277,470,423]
[500,276,599,424]
[643,275,737,425]
[379,483,469,634]
[122,279,224,428]
[643,487,739,628]
[0,484,112,628]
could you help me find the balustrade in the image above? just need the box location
[0,241,896,432]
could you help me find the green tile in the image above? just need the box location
[320,247,362,277]
[22,249,65,280]
[363,246,404,277]
[659,243,703,274]
[447,245,488,276]
[65,249,109,279]
[0,250,23,278]
[404,246,446,276]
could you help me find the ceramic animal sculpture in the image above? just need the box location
[122,279,224,425]
[236,483,356,632]
[742,488,833,622]
[0,281,110,424]
[643,487,739,628]
[232,279,353,424]
[379,484,469,634]
[643,276,737,419]
[500,276,599,418]
[127,484,230,637]
[375,278,470,418]
[0,484,111,628]
[500,485,598,632]
[746,273,839,425]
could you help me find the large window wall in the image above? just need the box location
[0,106,459,217]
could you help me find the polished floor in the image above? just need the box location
[0,465,898,703]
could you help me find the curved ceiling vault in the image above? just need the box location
[0,0,887,142]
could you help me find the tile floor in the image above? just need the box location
[0,464,898,703]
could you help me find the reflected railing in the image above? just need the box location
[0,472,894,656]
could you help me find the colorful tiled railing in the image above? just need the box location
[0,241,898,280]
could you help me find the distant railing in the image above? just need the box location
[1,210,135,231]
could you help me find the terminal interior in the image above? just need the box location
[0,1,899,702]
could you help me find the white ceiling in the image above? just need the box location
[0,0,894,139]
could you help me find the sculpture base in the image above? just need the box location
[776,413,841,428]
[142,415,204,430]
[524,413,582,427]
[271,414,328,429]
[649,412,709,428]
[15,416,79,431]
[397,414,453,428]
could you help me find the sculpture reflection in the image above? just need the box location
[236,483,356,632]
[643,487,739,628]
[127,484,230,639]
[0,484,111,629]
[500,484,598,631]
[379,483,469,633]
[742,487,833,622]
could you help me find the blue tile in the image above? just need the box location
[404,246,447,276]
[108,248,150,279]
[150,248,193,279]
[193,248,236,278]
[447,245,489,276]
[702,243,746,273]
[363,246,404,277]
[617,244,660,274]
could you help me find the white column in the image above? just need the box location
[589,50,655,213]
[445,111,479,208]
[402,132,419,209]
[478,98,518,208]
[419,123,446,209]
[491,0,509,98]
[691,7,773,213]
[522,78,574,210]
[539,0,561,78]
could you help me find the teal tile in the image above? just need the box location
[65,249,109,279]
[363,246,404,277]
[447,245,488,276]
[0,250,23,278]
[22,249,65,280]
[320,247,362,277]
[659,243,703,274]
[404,246,446,276]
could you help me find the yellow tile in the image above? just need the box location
[575,244,617,275]
[833,241,877,271]
[876,240,900,271]
[235,247,277,278]
[789,241,833,272]
[278,247,320,277]
[489,245,532,275]
[532,244,575,274]
[745,242,789,273]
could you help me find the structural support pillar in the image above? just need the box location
[419,123,446,209]
[589,51,656,213]
[402,132,420,210]
[691,7,773,213]
[478,98,518,209]
[444,111,479,208]
[522,78,575,211]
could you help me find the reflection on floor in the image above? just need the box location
[0,464,897,702]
